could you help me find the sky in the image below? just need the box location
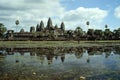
[0,0,120,32]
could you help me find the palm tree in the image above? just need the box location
[86,21,90,29]
[75,27,83,43]
[104,25,112,40]
[15,20,19,32]
[105,24,108,29]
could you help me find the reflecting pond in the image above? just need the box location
[0,46,120,80]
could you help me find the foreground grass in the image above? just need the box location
[0,40,120,48]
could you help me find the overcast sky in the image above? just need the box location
[0,0,120,31]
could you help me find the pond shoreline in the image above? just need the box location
[0,40,120,48]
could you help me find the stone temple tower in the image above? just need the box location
[40,20,44,31]
[61,22,65,30]
[47,17,53,29]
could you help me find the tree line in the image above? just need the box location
[74,24,120,40]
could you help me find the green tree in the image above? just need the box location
[94,29,104,40]
[0,23,7,38]
[87,29,95,40]
[105,24,108,29]
[86,21,90,29]
[15,20,19,25]
[15,20,19,32]
[67,30,74,40]
[75,27,83,43]
[113,28,120,40]
[104,25,113,40]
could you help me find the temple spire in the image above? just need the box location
[40,20,44,30]
[61,22,65,30]
[36,24,40,32]
[47,17,53,29]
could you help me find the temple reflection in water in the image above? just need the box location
[0,46,120,65]
[0,46,120,80]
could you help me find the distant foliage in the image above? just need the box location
[0,23,7,38]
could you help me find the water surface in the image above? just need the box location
[0,46,120,80]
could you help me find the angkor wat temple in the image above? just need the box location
[6,17,86,41]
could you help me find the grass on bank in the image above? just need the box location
[0,40,120,48]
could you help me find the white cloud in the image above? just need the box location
[62,7,108,30]
[0,0,64,31]
[114,6,120,18]
[0,0,108,31]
